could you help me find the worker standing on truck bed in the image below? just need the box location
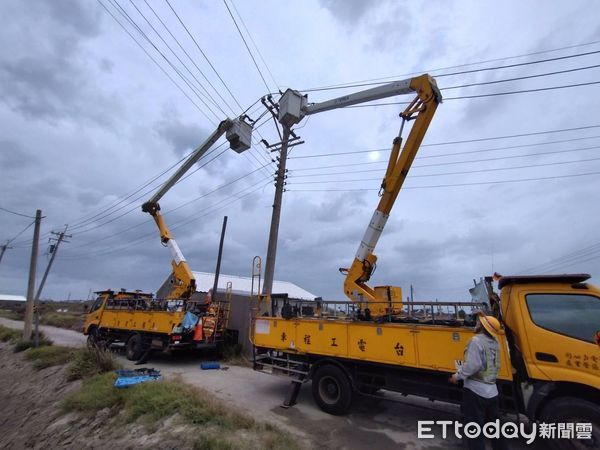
[449,312,506,450]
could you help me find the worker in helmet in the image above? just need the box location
[449,312,506,450]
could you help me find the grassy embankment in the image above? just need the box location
[0,301,86,331]
[0,323,53,352]
[1,324,296,449]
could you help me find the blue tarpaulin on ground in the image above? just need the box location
[114,368,162,388]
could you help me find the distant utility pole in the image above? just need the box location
[35,226,71,302]
[32,226,71,346]
[0,241,12,266]
[23,209,42,341]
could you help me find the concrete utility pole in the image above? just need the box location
[262,125,291,303]
[33,226,71,346]
[35,226,71,302]
[23,209,42,341]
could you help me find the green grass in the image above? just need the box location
[0,324,21,342]
[63,373,298,449]
[63,372,125,411]
[67,346,120,381]
[41,312,83,331]
[24,345,76,369]
[0,306,84,331]
[0,309,23,320]
[13,331,53,353]
[193,435,233,450]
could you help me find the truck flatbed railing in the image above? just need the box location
[103,297,231,313]
[268,298,489,326]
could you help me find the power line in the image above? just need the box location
[68,146,197,230]
[300,39,600,91]
[69,162,271,250]
[443,63,600,91]
[62,177,272,259]
[67,98,274,235]
[300,46,600,93]
[289,156,600,180]
[289,144,600,176]
[97,0,214,124]
[540,252,600,273]
[5,219,36,244]
[289,124,600,159]
[521,241,600,274]
[0,206,36,219]
[165,0,244,111]
[345,80,600,108]
[107,0,221,121]
[140,0,238,116]
[70,144,231,235]
[222,0,271,92]
[287,170,600,191]
[229,0,279,89]
[149,0,273,177]
[128,0,228,116]
[289,135,600,171]
[70,112,277,233]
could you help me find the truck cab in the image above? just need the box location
[82,289,153,338]
[497,274,600,429]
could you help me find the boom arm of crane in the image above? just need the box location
[142,118,252,299]
[279,74,441,315]
[339,75,441,314]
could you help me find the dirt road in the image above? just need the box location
[1,318,537,449]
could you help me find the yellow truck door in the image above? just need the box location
[515,285,600,390]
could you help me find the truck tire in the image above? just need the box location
[311,364,353,415]
[126,334,144,361]
[540,396,600,450]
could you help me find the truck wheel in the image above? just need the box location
[126,334,144,361]
[311,364,353,415]
[540,396,600,450]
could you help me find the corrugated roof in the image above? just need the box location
[191,271,316,300]
[0,294,26,302]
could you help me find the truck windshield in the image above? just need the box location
[90,297,103,312]
[526,294,600,344]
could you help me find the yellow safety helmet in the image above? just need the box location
[477,311,502,336]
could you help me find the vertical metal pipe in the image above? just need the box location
[211,216,228,302]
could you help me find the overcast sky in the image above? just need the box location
[1,0,600,301]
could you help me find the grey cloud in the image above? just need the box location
[310,192,365,222]
[319,0,379,24]
[43,0,102,37]
[156,116,209,157]
[0,1,113,124]
[0,140,36,170]
[368,15,412,53]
